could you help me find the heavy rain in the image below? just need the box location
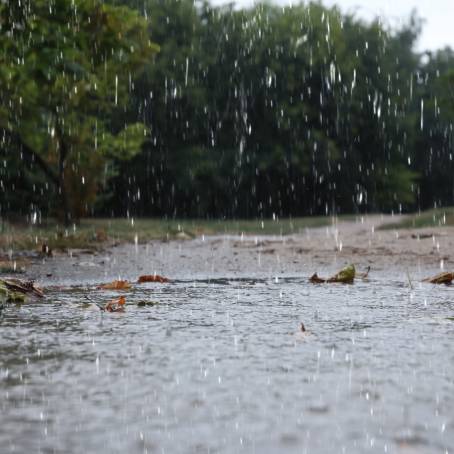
[1,0,453,453]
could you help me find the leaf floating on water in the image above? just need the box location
[97,280,131,290]
[137,274,170,283]
[309,264,356,284]
[422,272,454,285]
[104,296,126,312]
[328,264,356,283]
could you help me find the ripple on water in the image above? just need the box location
[0,275,453,453]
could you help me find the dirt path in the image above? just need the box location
[17,214,453,284]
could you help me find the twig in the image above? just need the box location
[406,269,414,290]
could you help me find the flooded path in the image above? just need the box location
[1,221,453,453]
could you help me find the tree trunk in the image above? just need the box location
[11,131,72,226]
[58,175,71,227]
[19,140,59,187]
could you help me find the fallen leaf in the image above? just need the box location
[137,274,170,283]
[2,279,44,297]
[104,296,126,312]
[309,264,356,284]
[328,264,356,283]
[422,272,454,285]
[97,280,131,290]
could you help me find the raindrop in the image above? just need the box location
[420,99,424,130]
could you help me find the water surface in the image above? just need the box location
[1,246,453,454]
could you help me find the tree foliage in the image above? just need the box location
[1,0,453,220]
[108,1,452,218]
[0,0,158,222]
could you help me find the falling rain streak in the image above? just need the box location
[115,75,118,106]
[421,98,424,130]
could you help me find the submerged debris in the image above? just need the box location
[137,300,159,307]
[422,272,454,285]
[411,233,434,240]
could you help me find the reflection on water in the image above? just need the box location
[1,274,453,453]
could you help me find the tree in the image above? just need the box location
[0,0,158,223]
[412,48,454,208]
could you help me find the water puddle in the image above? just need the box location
[1,268,453,453]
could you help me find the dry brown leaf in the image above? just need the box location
[422,272,454,285]
[104,296,126,312]
[97,280,131,290]
[137,274,170,283]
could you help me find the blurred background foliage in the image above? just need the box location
[1,0,453,222]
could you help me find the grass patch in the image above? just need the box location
[379,207,454,230]
[0,216,337,252]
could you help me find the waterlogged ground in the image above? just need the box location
[1,222,454,454]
